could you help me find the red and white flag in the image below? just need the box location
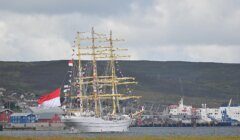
[38,88,61,108]
[68,60,73,67]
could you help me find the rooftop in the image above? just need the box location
[0,109,13,113]
[10,113,32,117]
[28,107,64,114]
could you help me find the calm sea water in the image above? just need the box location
[1,127,240,137]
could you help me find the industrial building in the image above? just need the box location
[10,113,37,123]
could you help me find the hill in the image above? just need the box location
[0,60,240,107]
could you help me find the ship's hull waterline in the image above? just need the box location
[61,116,132,132]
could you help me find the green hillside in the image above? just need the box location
[0,60,240,107]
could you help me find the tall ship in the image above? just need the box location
[61,28,143,132]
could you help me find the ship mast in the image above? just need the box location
[107,31,141,115]
[69,28,142,117]
[91,27,100,117]
[109,30,117,115]
[76,32,83,113]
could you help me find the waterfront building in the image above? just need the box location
[28,107,63,123]
[0,109,13,123]
[10,113,37,123]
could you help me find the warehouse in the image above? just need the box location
[10,113,37,123]
[28,107,63,123]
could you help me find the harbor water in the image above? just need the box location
[1,127,240,137]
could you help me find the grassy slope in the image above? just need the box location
[0,60,240,107]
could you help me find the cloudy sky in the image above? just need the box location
[0,0,240,63]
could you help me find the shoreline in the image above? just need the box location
[1,136,240,140]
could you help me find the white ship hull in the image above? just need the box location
[61,115,132,132]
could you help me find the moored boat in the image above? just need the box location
[61,27,143,132]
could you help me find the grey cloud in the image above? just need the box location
[0,0,150,16]
[123,0,240,46]
[0,0,240,63]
